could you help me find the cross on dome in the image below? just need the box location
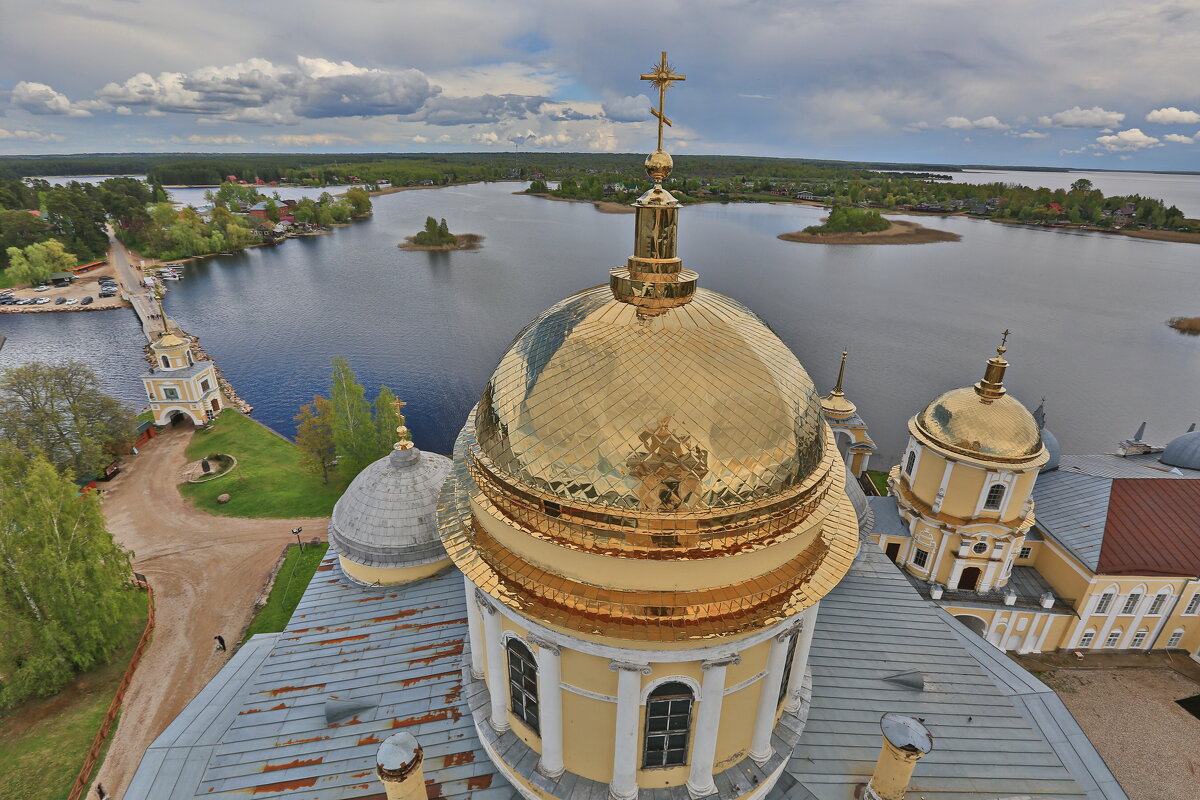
[640,51,686,153]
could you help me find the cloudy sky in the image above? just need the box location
[3,0,1200,170]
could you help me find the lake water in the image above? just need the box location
[3,179,1198,466]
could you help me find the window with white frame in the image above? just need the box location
[1078,630,1096,648]
[776,631,799,708]
[1148,594,1168,615]
[912,548,929,568]
[1167,630,1184,648]
[1121,593,1141,615]
[972,540,990,555]
[1019,546,1032,559]
[1095,592,1115,614]
[1185,594,1200,615]
[905,451,916,476]
[1104,630,1122,648]
[643,682,693,768]
[983,484,1006,510]
[506,639,539,735]
[163,387,179,400]
[1131,630,1148,648]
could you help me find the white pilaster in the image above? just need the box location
[609,661,649,800]
[477,590,509,732]
[464,576,485,679]
[750,631,793,764]
[931,460,955,514]
[530,636,564,778]
[688,655,737,798]
[785,603,819,714]
[947,558,965,590]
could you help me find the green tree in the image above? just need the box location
[0,361,134,477]
[372,385,401,454]
[345,187,372,217]
[5,239,76,285]
[1070,178,1094,194]
[294,395,336,484]
[0,444,139,708]
[328,357,378,479]
[0,209,54,269]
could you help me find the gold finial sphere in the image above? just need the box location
[645,149,673,182]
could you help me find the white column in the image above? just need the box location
[750,630,792,764]
[464,577,485,679]
[1020,614,1041,653]
[931,460,954,514]
[530,636,564,778]
[609,661,648,800]
[947,558,965,590]
[477,590,509,732]
[1122,595,1152,649]
[785,604,819,714]
[687,655,737,798]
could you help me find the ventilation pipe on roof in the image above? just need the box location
[862,713,933,800]
[376,732,428,800]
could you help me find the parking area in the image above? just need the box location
[0,270,129,312]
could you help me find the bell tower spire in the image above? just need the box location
[610,51,697,314]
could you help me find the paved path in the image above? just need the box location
[93,427,328,798]
[106,229,171,342]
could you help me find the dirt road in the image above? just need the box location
[93,427,328,798]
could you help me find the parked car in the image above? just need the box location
[35,297,51,304]
[65,298,78,305]
[0,297,16,305]
[80,295,94,305]
[34,284,50,292]
[0,289,12,297]
[55,297,67,305]
[99,291,117,298]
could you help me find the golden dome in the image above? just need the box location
[153,332,188,349]
[474,285,826,512]
[914,386,1046,465]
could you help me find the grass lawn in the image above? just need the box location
[179,411,348,518]
[865,470,890,496]
[0,592,149,800]
[243,543,329,642]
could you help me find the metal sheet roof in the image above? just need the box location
[1032,470,1113,571]
[865,496,908,538]
[1096,478,1200,576]
[1055,453,1200,480]
[784,541,1123,800]
[126,560,507,800]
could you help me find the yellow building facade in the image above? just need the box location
[140,325,223,425]
[869,350,1200,660]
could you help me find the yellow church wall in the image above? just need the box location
[496,615,542,753]
[471,492,832,594]
[939,465,983,519]
[559,647,619,697]
[338,555,450,586]
[561,689,617,783]
[1154,582,1200,650]
[905,449,944,505]
[1022,537,1090,606]
[712,677,760,775]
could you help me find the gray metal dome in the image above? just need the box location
[1161,430,1200,471]
[1039,428,1061,472]
[328,446,453,569]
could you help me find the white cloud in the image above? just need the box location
[1036,106,1124,128]
[601,93,651,123]
[1006,129,1049,139]
[428,62,567,98]
[115,105,133,115]
[261,132,356,147]
[471,131,501,145]
[177,134,250,145]
[10,81,99,117]
[1094,127,1162,151]
[944,115,1008,130]
[1163,133,1196,144]
[0,127,65,142]
[412,135,429,143]
[1145,106,1200,124]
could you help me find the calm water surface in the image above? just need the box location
[3,181,1198,465]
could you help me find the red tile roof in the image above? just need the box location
[1097,478,1200,576]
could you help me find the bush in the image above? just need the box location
[804,205,890,234]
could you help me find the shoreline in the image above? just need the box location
[778,219,961,245]
[517,191,634,215]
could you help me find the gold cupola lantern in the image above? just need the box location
[438,52,860,644]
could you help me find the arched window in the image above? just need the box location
[1130,630,1148,649]
[161,355,170,368]
[1167,629,1185,648]
[643,681,693,768]
[905,451,916,476]
[1095,591,1116,614]
[1078,629,1096,648]
[1103,629,1122,648]
[186,350,193,366]
[505,639,539,734]
[983,484,1006,510]
[1148,593,1169,615]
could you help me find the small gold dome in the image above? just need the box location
[474,286,826,512]
[914,386,1046,465]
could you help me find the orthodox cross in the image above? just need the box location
[392,397,413,449]
[1000,329,1011,348]
[640,51,686,152]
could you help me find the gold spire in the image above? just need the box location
[974,329,1011,403]
[393,397,414,450]
[821,350,857,417]
[611,50,697,313]
[152,288,187,348]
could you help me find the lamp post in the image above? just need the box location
[291,527,304,552]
